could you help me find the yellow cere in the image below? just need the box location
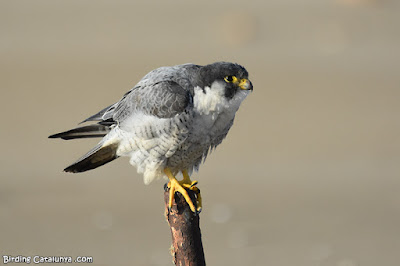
[239,79,249,90]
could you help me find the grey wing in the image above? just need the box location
[113,80,194,182]
[79,89,131,124]
[80,103,117,124]
[80,80,192,126]
[112,80,193,123]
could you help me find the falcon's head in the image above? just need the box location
[192,62,252,115]
[198,62,253,99]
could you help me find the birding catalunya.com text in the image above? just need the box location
[2,255,93,264]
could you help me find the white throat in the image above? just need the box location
[193,81,249,118]
[193,81,228,116]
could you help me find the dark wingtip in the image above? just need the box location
[49,132,63,139]
[48,125,110,140]
[78,118,90,125]
[63,166,79,173]
[48,132,75,140]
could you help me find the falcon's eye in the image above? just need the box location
[224,75,238,83]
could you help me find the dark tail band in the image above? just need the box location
[64,142,119,173]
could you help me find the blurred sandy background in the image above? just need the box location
[1,0,399,265]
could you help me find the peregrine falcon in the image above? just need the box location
[49,62,253,213]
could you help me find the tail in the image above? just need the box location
[49,124,118,173]
[63,142,119,173]
[49,125,110,140]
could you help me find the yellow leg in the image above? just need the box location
[182,170,202,213]
[181,170,198,188]
[164,168,197,213]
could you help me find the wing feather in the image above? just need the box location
[80,80,192,126]
[80,103,116,124]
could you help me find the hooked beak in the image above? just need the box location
[238,79,253,91]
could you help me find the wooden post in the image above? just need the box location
[164,184,206,266]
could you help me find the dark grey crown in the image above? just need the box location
[195,62,249,88]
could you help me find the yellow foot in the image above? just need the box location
[164,168,202,213]
[182,170,202,213]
